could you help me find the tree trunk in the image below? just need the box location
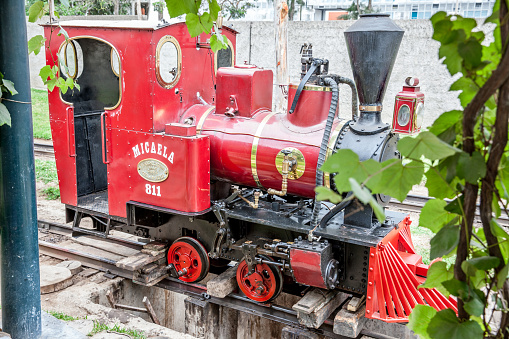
[274,0,288,112]
[137,0,142,19]
[368,0,372,11]
[113,0,120,15]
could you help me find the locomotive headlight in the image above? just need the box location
[397,105,411,127]
[415,102,424,128]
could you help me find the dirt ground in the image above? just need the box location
[35,183,196,339]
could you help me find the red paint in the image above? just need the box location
[168,237,209,282]
[365,219,457,322]
[107,130,210,217]
[44,22,233,218]
[180,104,345,198]
[216,66,273,118]
[236,259,279,302]
[287,85,337,127]
[289,248,327,289]
[392,84,425,134]
[165,123,196,136]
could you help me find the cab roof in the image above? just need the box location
[42,19,239,34]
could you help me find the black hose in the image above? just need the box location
[334,76,358,121]
[311,77,338,226]
[319,192,353,228]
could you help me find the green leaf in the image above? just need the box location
[456,151,486,184]
[442,278,469,298]
[427,309,483,339]
[165,0,200,17]
[429,110,462,136]
[65,77,74,90]
[369,160,423,202]
[425,167,458,199]
[465,256,500,271]
[420,261,454,296]
[208,0,221,20]
[29,1,45,22]
[450,77,479,108]
[2,79,17,96]
[39,65,53,82]
[489,220,509,260]
[439,43,462,75]
[325,150,382,193]
[46,77,58,92]
[464,299,484,318]
[432,20,455,44]
[210,33,227,52]
[430,224,459,260]
[0,102,12,127]
[496,264,509,289]
[186,13,205,37]
[369,197,386,223]
[407,305,437,339]
[419,199,457,233]
[315,186,343,204]
[349,178,385,222]
[74,82,80,91]
[28,35,46,55]
[200,12,213,33]
[58,26,69,40]
[398,131,459,161]
[451,16,477,36]
[430,11,447,25]
[458,38,482,69]
[349,178,371,204]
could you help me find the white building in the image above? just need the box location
[228,0,495,21]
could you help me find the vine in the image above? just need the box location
[316,1,509,337]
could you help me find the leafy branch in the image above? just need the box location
[165,0,228,52]
[316,0,509,336]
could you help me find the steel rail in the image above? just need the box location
[390,194,509,227]
[33,142,55,158]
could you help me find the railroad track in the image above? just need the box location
[37,219,400,339]
[33,141,54,158]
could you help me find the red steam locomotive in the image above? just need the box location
[43,14,453,323]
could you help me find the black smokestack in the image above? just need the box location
[344,14,404,109]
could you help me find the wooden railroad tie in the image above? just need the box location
[106,290,160,325]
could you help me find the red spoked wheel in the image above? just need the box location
[168,237,210,283]
[236,256,283,303]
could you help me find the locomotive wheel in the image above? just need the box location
[168,237,210,283]
[236,255,283,303]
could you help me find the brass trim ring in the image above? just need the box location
[289,84,331,92]
[251,112,279,189]
[155,35,182,89]
[196,107,214,134]
[359,105,382,112]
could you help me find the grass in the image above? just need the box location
[35,159,60,200]
[31,88,51,140]
[42,186,60,200]
[411,224,456,266]
[35,159,58,184]
[46,310,84,322]
[87,321,146,339]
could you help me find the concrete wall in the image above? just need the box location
[228,19,462,128]
[26,18,484,127]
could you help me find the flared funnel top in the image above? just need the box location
[344,14,404,108]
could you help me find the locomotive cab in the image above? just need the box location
[44,21,237,224]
